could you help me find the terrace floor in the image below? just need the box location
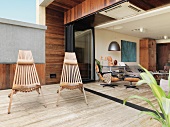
[0,82,161,127]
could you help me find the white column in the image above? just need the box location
[36,0,46,25]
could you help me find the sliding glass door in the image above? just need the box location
[75,29,95,82]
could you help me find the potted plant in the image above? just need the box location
[124,65,170,127]
[95,59,102,73]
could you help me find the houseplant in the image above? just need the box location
[124,65,170,127]
[95,59,102,73]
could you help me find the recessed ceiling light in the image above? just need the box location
[113,26,123,30]
[163,35,168,39]
[139,28,145,32]
[131,28,147,33]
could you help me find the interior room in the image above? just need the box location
[95,5,170,70]
[1,0,170,126]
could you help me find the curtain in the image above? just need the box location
[65,24,75,52]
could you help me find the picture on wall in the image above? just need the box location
[121,40,136,62]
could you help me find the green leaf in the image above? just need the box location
[95,59,102,72]
[162,97,170,115]
[140,111,165,124]
[139,73,152,86]
[138,65,166,104]
[123,95,162,119]
[168,114,170,126]
[162,124,168,127]
[138,64,157,85]
[150,83,166,103]
[136,80,148,86]
[167,93,170,98]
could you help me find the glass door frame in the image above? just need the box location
[74,28,95,83]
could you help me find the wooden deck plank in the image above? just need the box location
[0,82,161,127]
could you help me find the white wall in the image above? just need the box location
[95,29,140,66]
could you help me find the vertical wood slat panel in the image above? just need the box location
[64,0,121,24]
[46,7,65,84]
[157,44,170,70]
[140,39,156,71]
[0,64,45,90]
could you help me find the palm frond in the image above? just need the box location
[140,111,165,124]
[124,95,162,119]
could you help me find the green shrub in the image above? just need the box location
[124,65,170,127]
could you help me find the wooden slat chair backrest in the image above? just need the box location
[57,52,88,106]
[13,50,40,91]
[8,50,46,114]
[60,52,82,86]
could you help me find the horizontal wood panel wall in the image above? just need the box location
[0,64,45,90]
[46,8,65,84]
[64,0,121,24]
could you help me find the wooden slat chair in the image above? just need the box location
[57,52,88,106]
[8,50,46,114]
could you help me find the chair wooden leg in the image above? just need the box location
[8,90,17,98]
[57,87,64,93]
[8,93,11,98]
[8,90,14,114]
[82,87,88,105]
[57,87,62,106]
[79,87,83,93]
[40,88,47,108]
[36,88,40,94]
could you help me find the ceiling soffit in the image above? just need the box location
[47,0,85,12]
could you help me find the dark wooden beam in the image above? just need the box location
[49,0,86,12]
[129,0,170,10]
[52,1,73,10]
[129,0,154,10]
[47,4,67,12]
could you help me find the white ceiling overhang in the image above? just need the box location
[96,5,170,40]
[96,5,170,28]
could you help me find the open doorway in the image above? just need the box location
[75,29,95,82]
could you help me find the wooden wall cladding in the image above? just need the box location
[140,39,156,71]
[157,44,170,70]
[46,7,65,84]
[0,64,45,90]
[64,0,121,24]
